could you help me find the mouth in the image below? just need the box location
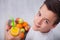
[34,23,40,28]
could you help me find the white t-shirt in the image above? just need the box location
[25,27,54,40]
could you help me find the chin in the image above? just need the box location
[40,31,47,33]
[39,30,50,33]
[33,27,50,33]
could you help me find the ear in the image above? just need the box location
[51,24,57,29]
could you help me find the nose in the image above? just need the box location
[37,17,43,25]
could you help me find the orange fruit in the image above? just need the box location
[23,22,28,27]
[25,26,30,31]
[16,24,23,29]
[19,32,25,39]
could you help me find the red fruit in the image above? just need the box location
[8,20,12,26]
[15,18,20,24]
[7,20,12,31]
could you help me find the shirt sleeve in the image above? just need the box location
[25,28,33,40]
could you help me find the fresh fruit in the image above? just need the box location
[6,20,12,31]
[25,26,30,31]
[23,22,28,27]
[15,18,20,24]
[11,22,16,27]
[7,17,30,39]
[8,20,12,26]
[18,18,24,24]
[10,27,19,37]
[20,28,25,33]
[16,24,23,29]
[19,32,25,39]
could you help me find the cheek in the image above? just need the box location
[34,16,38,23]
[41,23,51,29]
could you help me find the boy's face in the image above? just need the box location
[33,4,57,33]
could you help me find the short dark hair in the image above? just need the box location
[44,0,60,25]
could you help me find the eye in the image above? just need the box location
[43,19,49,24]
[45,20,49,24]
[38,12,41,16]
[39,13,41,16]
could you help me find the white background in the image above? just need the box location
[0,0,60,40]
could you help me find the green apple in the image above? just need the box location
[20,28,25,33]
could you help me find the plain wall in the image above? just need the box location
[0,0,60,40]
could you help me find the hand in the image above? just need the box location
[5,22,20,40]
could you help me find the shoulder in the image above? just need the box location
[25,27,34,40]
[26,27,34,37]
[46,30,55,40]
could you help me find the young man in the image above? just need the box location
[5,0,60,40]
[25,0,60,40]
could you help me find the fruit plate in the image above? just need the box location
[6,17,30,40]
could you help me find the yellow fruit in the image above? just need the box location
[10,27,19,37]
[18,18,24,24]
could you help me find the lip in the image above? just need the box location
[34,23,40,28]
